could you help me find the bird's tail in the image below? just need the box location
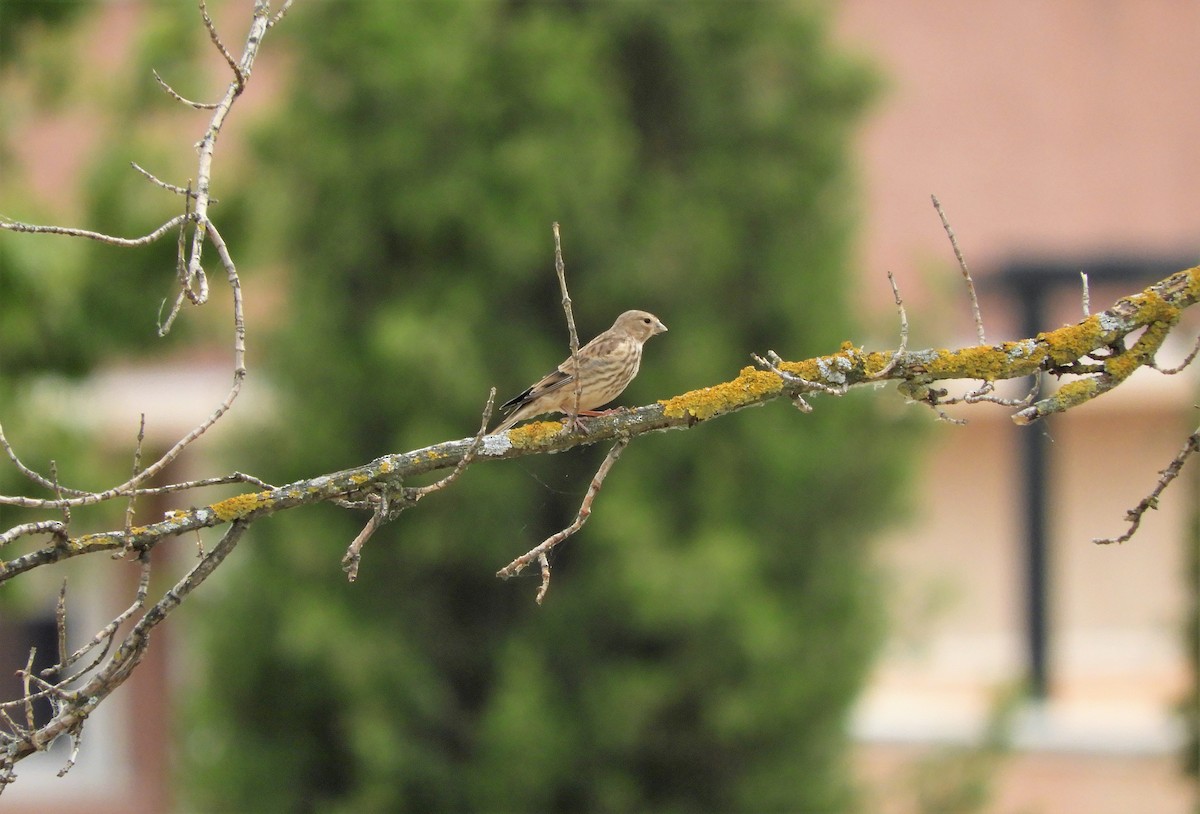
[487,411,521,435]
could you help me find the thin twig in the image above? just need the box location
[0,219,247,511]
[0,521,67,548]
[552,223,584,421]
[497,437,630,604]
[342,489,388,583]
[124,415,146,547]
[752,349,847,412]
[54,581,68,678]
[931,194,986,344]
[130,162,196,197]
[411,389,495,501]
[1096,427,1200,544]
[130,471,275,496]
[870,270,909,379]
[0,427,86,496]
[0,214,188,247]
[343,389,496,580]
[269,0,295,26]
[55,552,151,676]
[1080,271,1091,317]
[151,68,218,109]
[199,0,245,92]
[1150,332,1200,375]
[161,181,194,336]
[2,521,248,777]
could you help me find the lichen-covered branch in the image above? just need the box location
[1,259,1195,785]
[7,265,1198,583]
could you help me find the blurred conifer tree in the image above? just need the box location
[45,2,915,811]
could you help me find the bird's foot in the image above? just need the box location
[564,413,591,434]
[562,408,623,434]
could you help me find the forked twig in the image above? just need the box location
[342,389,496,581]
[752,350,847,413]
[497,437,630,604]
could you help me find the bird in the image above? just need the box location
[490,309,668,434]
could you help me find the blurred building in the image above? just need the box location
[3,2,1198,813]
[835,3,1198,812]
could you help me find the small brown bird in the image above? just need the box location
[490,309,668,434]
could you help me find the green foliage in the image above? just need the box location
[909,685,1020,814]
[176,2,915,812]
[1184,501,1199,785]
[0,0,89,67]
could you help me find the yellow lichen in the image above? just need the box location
[505,420,568,447]
[861,350,899,378]
[660,368,782,422]
[211,490,274,522]
[1036,315,1106,365]
[924,345,1013,380]
[1050,377,1099,407]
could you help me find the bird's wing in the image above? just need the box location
[499,333,624,412]
[498,368,573,412]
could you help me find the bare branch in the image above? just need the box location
[0,521,67,548]
[124,415,147,545]
[0,520,248,780]
[151,68,219,109]
[1150,331,1200,375]
[130,162,198,197]
[269,0,296,27]
[931,194,986,344]
[497,437,630,604]
[0,214,188,247]
[411,388,495,501]
[552,222,584,422]
[342,389,496,581]
[199,0,245,92]
[870,271,909,380]
[1095,427,1200,545]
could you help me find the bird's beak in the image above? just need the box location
[658,321,668,334]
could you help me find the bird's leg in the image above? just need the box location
[564,412,591,433]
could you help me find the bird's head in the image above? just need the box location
[614,309,668,343]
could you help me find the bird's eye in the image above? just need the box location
[643,318,651,324]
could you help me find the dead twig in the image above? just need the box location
[151,68,219,109]
[753,349,847,413]
[0,214,188,247]
[342,389,496,581]
[130,162,199,198]
[870,270,909,380]
[0,521,68,549]
[932,194,986,344]
[1096,427,1200,545]
[1150,331,1200,375]
[199,0,246,91]
[497,437,630,604]
[552,222,585,423]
